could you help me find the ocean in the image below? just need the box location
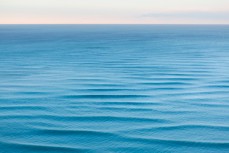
[0,25,229,153]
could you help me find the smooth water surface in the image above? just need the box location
[0,25,229,153]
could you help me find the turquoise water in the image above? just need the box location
[0,25,229,153]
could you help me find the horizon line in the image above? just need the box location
[0,23,229,25]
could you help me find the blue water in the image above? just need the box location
[0,25,229,153]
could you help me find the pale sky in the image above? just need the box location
[0,0,229,24]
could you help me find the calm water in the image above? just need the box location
[0,25,229,153]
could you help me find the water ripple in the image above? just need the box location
[0,25,229,153]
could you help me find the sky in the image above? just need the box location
[0,0,229,24]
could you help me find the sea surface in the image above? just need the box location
[0,25,229,153]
